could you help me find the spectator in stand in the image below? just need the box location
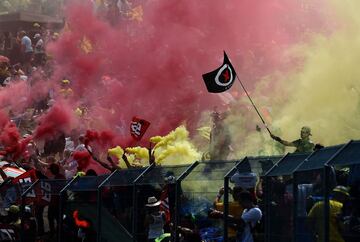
[48,163,65,238]
[33,33,45,67]
[209,111,231,160]
[18,31,33,74]
[61,149,79,179]
[211,186,244,241]
[6,205,21,229]
[210,191,262,242]
[144,196,166,242]
[75,134,92,152]
[22,206,37,242]
[237,191,263,242]
[0,61,11,86]
[308,186,350,242]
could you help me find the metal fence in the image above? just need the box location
[0,141,360,242]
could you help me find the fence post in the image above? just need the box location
[58,176,78,242]
[323,165,330,242]
[223,176,229,242]
[20,179,39,242]
[132,163,155,241]
[293,173,298,242]
[174,161,199,242]
[97,170,118,242]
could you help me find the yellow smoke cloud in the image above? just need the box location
[272,0,360,146]
[151,126,201,165]
[126,146,149,159]
[215,0,360,157]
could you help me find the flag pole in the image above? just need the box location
[235,76,272,135]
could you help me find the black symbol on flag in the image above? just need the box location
[202,51,237,93]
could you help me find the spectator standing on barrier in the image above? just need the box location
[308,186,350,242]
[144,196,166,242]
[270,126,315,153]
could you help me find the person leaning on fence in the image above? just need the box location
[144,196,167,242]
[270,126,315,153]
[308,186,350,242]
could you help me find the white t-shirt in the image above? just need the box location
[239,207,262,242]
[21,36,33,53]
[34,39,44,54]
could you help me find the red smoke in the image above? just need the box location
[33,101,76,140]
[0,111,32,160]
[72,150,92,171]
[46,0,331,148]
[84,130,115,149]
[0,0,334,168]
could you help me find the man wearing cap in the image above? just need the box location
[144,196,166,242]
[308,186,350,242]
[270,126,315,153]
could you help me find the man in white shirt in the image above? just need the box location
[18,31,33,74]
[209,191,262,242]
[237,191,262,242]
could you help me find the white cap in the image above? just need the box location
[230,172,257,189]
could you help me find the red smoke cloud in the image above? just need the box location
[0,0,333,160]
[46,0,331,149]
[0,111,31,160]
[84,130,116,149]
[33,101,77,140]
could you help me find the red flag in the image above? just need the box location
[159,189,171,223]
[130,117,150,141]
[12,169,37,201]
[12,169,37,184]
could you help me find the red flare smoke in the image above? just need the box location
[73,210,90,228]
[72,150,92,171]
[33,102,75,140]
[84,130,115,149]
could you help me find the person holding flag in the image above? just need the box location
[202,52,316,156]
[270,126,315,153]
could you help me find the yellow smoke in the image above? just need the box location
[196,126,211,141]
[215,0,360,157]
[271,0,360,146]
[125,146,149,166]
[151,126,201,165]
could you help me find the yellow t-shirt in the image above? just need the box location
[308,200,344,242]
[215,202,243,238]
